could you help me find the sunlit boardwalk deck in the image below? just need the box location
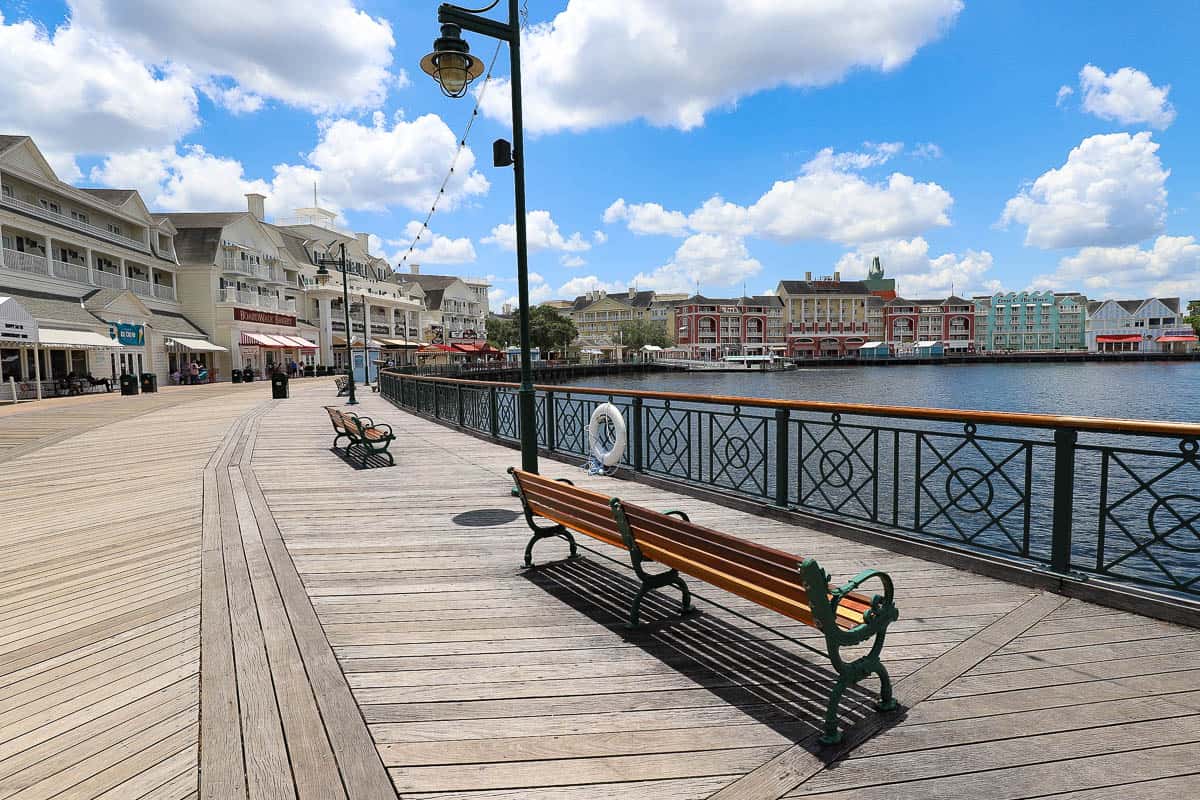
[0,382,1197,798]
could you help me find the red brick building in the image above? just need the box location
[671,295,785,359]
[883,296,975,353]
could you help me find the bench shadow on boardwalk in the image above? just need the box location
[523,553,897,753]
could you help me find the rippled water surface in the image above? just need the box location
[565,362,1200,423]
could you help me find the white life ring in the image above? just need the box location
[588,403,627,467]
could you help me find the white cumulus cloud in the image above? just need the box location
[603,144,952,246]
[1031,235,1200,298]
[836,238,996,298]
[390,221,476,265]
[0,12,199,177]
[479,0,963,133]
[483,210,591,253]
[70,0,396,113]
[603,199,689,236]
[626,233,762,294]
[1000,132,1168,249]
[1078,64,1175,129]
[91,113,489,216]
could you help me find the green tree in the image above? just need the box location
[616,318,671,349]
[486,316,518,348]
[529,305,578,355]
[1186,300,1200,336]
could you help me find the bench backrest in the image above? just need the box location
[324,406,357,434]
[612,497,871,631]
[510,469,627,550]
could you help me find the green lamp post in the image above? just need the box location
[421,1,538,474]
[315,241,357,405]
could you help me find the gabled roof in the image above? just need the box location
[80,188,137,205]
[0,284,106,328]
[0,135,31,155]
[398,274,461,291]
[163,212,249,228]
[422,289,446,311]
[172,228,224,264]
[276,230,315,267]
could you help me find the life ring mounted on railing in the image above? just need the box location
[588,402,627,468]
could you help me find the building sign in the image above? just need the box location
[448,328,477,341]
[430,324,444,344]
[234,308,296,327]
[109,323,144,346]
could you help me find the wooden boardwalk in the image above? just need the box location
[0,381,1197,798]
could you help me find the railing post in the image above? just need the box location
[544,390,556,450]
[1050,427,1078,573]
[489,385,499,438]
[632,396,644,472]
[433,381,441,419]
[456,384,465,427]
[775,408,790,507]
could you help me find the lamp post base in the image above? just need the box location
[517,385,538,474]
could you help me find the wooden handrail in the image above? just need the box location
[380,371,1200,438]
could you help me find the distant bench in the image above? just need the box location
[334,374,350,396]
[324,406,395,467]
[509,467,900,745]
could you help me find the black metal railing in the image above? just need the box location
[379,371,1200,600]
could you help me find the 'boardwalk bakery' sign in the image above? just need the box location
[235,308,296,327]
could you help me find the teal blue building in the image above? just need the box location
[973,291,1087,352]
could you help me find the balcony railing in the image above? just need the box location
[1,248,181,302]
[2,248,49,276]
[94,269,124,289]
[152,283,177,301]
[127,277,152,298]
[0,194,150,252]
[51,259,89,284]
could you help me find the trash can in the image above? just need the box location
[119,373,138,396]
[271,372,289,400]
[231,368,242,384]
[304,365,314,378]
[243,369,254,383]
[139,373,158,393]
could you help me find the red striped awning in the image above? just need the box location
[1157,335,1198,343]
[1096,335,1141,343]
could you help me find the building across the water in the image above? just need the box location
[973,291,1087,352]
[1086,297,1196,353]
[884,296,975,354]
[777,273,883,359]
[671,294,785,359]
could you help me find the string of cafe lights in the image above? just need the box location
[396,40,503,273]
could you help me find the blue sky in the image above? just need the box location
[3,1,1199,307]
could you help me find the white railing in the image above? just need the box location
[2,248,50,276]
[51,259,90,284]
[281,298,297,313]
[0,194,149,252]
[258,295,278,311]
[222,257,273,281]
[238,290,255,305]
[127,277,152,297]
[94,269,125,289]
[152,283,177,301]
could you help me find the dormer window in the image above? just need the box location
[41,198,61,214]
[107,223,122,236]
[1,185,12,199]
[72,210,90,224]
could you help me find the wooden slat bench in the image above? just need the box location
[323,406,395,467]
[333,374,350,396]
[509,467,900,745]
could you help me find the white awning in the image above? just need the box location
[860,341,885,348]
[916,340,942,347]
[240,332,295,347]
[166,337,228,352]
[38,328,123,349]
[277,335,318,349]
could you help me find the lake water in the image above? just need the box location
[565,361,1200,423]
